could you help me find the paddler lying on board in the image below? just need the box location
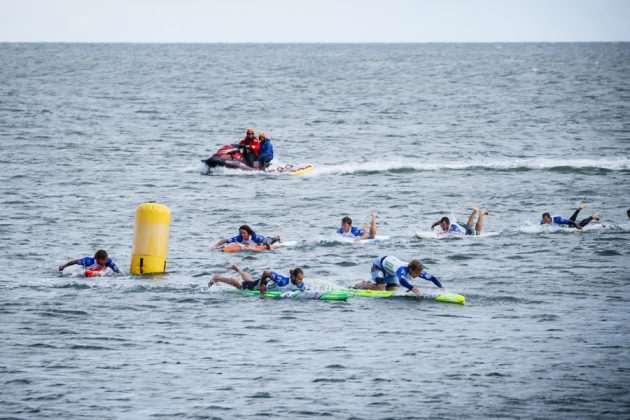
[58,249,121,274]
[431,207,489,236]
[337,213,377,241]
[208,263,305,294]
[541,203,600,230]
[353,256,443,297]
[214,225,281,250]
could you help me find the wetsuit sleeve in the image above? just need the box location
[224,235,240,244]
[106,259,120,273]
[396,267,414,291]
[75,257,92,267]
[336,228,344,234]
[420,271,443,288]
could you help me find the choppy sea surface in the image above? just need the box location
[1,43,629,419]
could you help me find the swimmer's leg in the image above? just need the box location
[568,204,587,227]
[353,280,379,290]
[475,209,489,235]
[227,263,253,282]
[209,274,242,289]
[368,213,377,238]
[578,213,600,228]
[465,207,479,230]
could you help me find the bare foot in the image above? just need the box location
[578,203,587,209]
[226,262,237,271]
[592,213,600,221]
[472,206,479,213]
[480,209,489,216]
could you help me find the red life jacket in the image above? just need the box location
[239,136,260,156]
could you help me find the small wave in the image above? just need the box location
[306,157,630,176]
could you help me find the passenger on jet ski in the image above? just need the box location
[257,132,273,169]
[239,128,260,168]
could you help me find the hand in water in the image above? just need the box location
[412,287,422,297]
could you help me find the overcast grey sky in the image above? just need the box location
[1,0,629,43]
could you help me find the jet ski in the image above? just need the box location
[202,143,316,176]
[202,143,264,172]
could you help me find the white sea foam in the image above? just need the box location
[306,157,630,176]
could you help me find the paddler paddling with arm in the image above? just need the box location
[337,213,377,241]
[214,225,280,250]
[541,203,600,230]
[209,263,305,295]
[58,249,121,274]
[431,207,489,236]
[353,256,443,297]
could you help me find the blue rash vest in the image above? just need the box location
[448,223,465,234]
[375,256,442,291]
[336,226,365,238]
[258,139,273,161]
[225,233,270,246]
[540,215,570,225]
[76,257,120,273]
[267,271,305,291]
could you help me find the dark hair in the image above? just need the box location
[542,212,551,219]
[341,216,352,225]
[239,225,255,236]
[289,267,304,283]
[408,259,423,272]
[94,249,108,260]
[440,217,450,225]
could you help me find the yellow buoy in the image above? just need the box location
[130,203,171,275]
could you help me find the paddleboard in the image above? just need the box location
[83,266,113,277]
[290,164,315,176]
[415,231,500,239]
[325,286,394,298]
[320,234,390,245]
[323,285,464,304]
[221,240,297,253]
[236,289,348,301]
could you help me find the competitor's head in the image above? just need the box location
[258,132,267,141]
[439,217,450,232]
[341,216,352,232]
[290,267,304,285]
[542,212,552,224]
[94,249,108,265]
[246,128,255,138]
[408,260,423,278]
[238,225,255,240]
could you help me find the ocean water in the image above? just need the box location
[1,43,629,419]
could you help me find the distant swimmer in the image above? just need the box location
[257,132,274,170]
[353,256,443,297]
[58,249,120,274]
[431,207,489,236]
[239,128,260,168]
[214,225,280,250]
[541,204,600,230]
[208,263,305,295]
[627,208,630,219]
[337,213,377,241]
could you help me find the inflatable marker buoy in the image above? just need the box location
[130,203,170,275]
